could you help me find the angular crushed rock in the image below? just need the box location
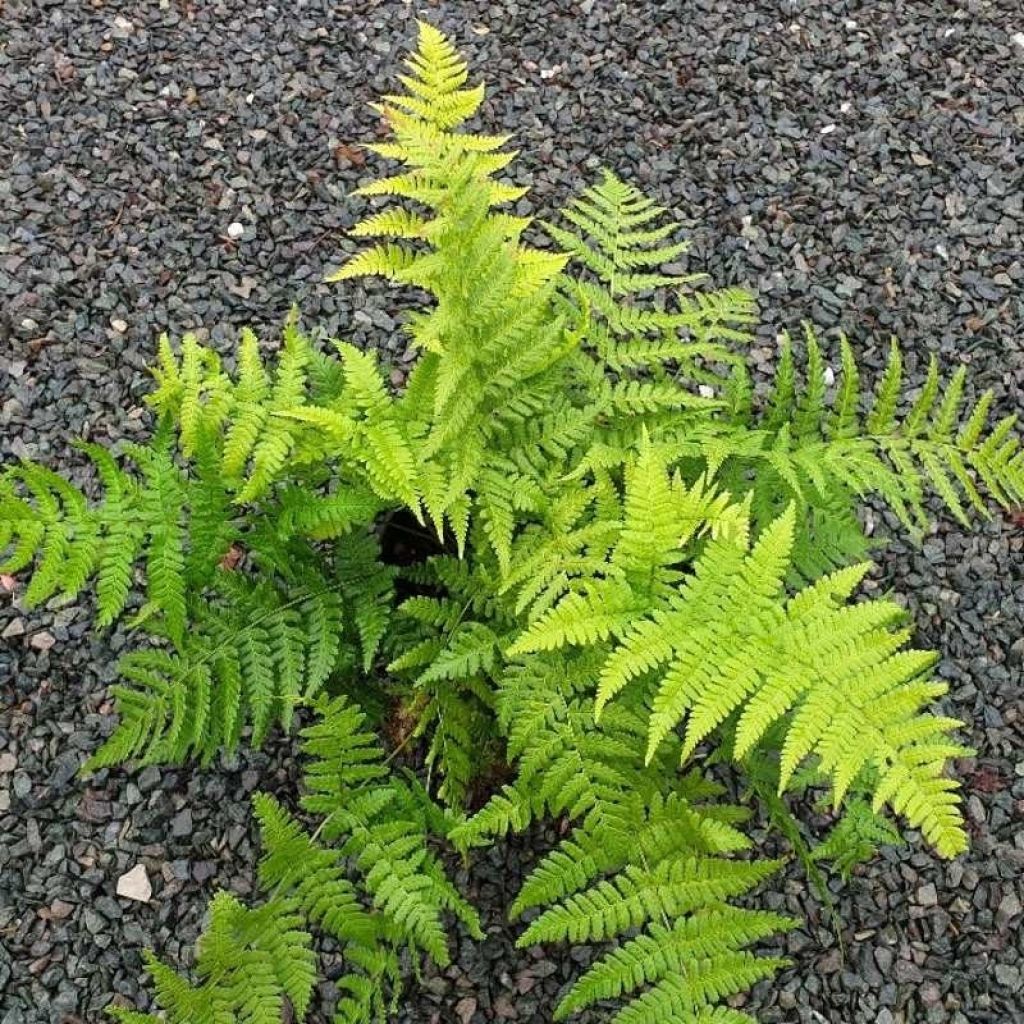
[1,2,1021,1022]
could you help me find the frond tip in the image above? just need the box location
[548,169,690,296]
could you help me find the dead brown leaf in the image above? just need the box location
[966,765,1005,794]
[219,545,244,571]
[333,143,366,167]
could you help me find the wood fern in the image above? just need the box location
[2,20,1017,1024]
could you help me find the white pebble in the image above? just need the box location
[1013,32,1024,50]
[227,222,245,240]
[116,864,152,903]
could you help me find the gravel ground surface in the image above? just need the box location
[1,1,1022,1022]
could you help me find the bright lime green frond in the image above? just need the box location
[386,21,484,130]
[554,906,793,1021]
[321,23,587,552]
[329,22,525,287]
[451,649,646,849]
[518,853,782,945]
[523,853,789,1024]
[542,168,757,468]
[598,503,969,857]
[611,436,742,599]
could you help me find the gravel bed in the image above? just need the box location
[1,1,1022,1022]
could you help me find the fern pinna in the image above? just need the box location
[2,19,1021,1024]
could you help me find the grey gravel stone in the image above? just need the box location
[996,892,1022,930]
[170,808,193,839]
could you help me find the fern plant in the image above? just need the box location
[3,20,1021,1024]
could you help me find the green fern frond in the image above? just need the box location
[555,906,793,1020]
[334,529,396,671]
[548,170,688,296]
[683,327,1024,574]
[135,442,188,645]
[349,208,434,240]
[336,343,421,513]
[867,338,903,434]
[451,649,642,849]
[220,328,271,478]
[83,572,356,771]
[510,792,751,923]
[142,956,210,1024]
[144,892,315,1024]
[278,483,384,540]
[300,696,482,963]
[254,793,380,946]
[236,320,313,503]
[506,440,972,857]
[518,854,782,946]
[610,962,784,1024]
[0,462,95,605]
[415,621,499,684]
[81,651,200,772]
[509,580,638,654]
[618,501,971,855]
[326,243,423,283]
[386,21,482,130]
[0,447,175,625]
[810,796,903,879]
